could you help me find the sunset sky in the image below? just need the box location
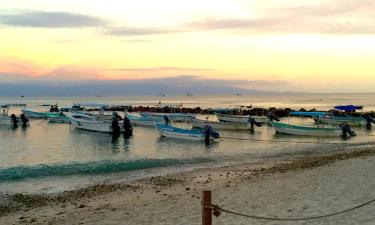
[1,0,375,92]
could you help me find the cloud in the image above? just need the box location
[105,27,182,36]
[109,67,214,72]
[185,0,375,35]
[0,11,108,28]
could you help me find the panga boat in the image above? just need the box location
[155,124,220,141]
[47,112,71,123]
[270,112,352,137]
[140,112,194,122]
[22,109,49,119]
[127,114,161,127]
[190,118,251,130]
[215,113,268,124]
[70,112,125,133]
[313,106,366,127]
[1,104,29,126]
[270,121,342,137]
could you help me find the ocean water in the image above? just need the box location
[1,94,375,195]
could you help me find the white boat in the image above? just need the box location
[270,121,342,137]
[190,118,251,130]
[1,104,29,126]
[315,114,366,127]
[216,113,268,124]
[140,112,194,122]
[70,112,124,133]
[155,124,220,141]
[127,114,161,126]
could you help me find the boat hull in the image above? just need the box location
[22,110,49,119]
[190,118,250,130]
[48,115,71,123]
[0,117,12,125]
[216,114,268,124]
[270,121,342,137]
[155,124,212,141]
[140,112,193,122]
[316,117,365,127]
[127,114,160,127]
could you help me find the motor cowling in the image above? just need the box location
[363,114,375,130]
[339,122,356,139]
[10,114,18,127]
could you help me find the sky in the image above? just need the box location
[0,0,375,93]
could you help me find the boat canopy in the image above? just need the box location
[334,105,363,111]
[289,111,329,117]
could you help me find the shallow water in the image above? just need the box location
[1,94,375,194]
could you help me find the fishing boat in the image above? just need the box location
[47,112,71,123]
[155,124,220,141]
[270,112,349,137]
[270,121,342,137]
[22,104,61,119]
[190,118,251,130]
[1,104,29,126]
[70,112,124,133]
[126,114,161,127]
[140,112,194,122]
[215,113,268,124]
[0,105,15,126]
[21,109,49,119]
[314,105,366,127]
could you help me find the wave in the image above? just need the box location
[0,158,214,182]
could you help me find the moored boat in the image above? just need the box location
[215,113,268,124]
[127,114,161,127]
[155,124,220,141]
[270,121,342,137]
[190,118,251,130]
[140,112,193,122]
[47,113,71,123]
[69,112,124,133]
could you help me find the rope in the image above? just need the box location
[221,136,342,145]
[211,198,375,221]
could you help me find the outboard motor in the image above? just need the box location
[20,113,28,128]
[10,114,18,128]
[111,117,121,136]
[123,116,133,137]
[248,116,262,130]
[203,125,220,145]
[267,112,280,123]
[363,114,375,130]
[164,115,170,126]
[339,122,356,139]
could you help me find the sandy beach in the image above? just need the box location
[1,146,375,225]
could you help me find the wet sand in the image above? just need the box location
[1,147,375,225]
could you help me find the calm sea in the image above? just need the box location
[1,93,375,195]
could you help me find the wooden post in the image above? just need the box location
[202,190,212,225]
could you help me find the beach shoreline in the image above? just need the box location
[1,145,375,224]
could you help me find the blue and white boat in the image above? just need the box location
[21,109,50,119]
[127,114,161,127]
[140,112,194,122]
[155,124,220,141]
[190,118,252,130]
[270,121,342,137]
[270,112,349,137]
[47,112,71,123]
